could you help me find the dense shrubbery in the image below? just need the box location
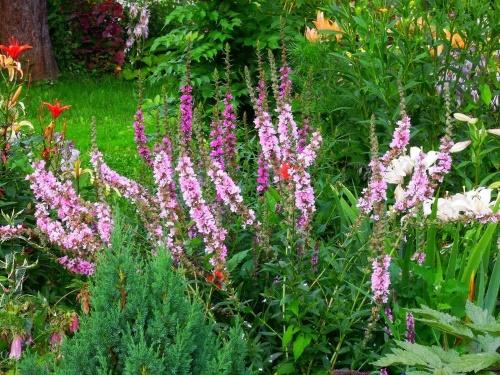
[1,1,499,374]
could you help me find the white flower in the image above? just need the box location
[384,147,438,184]
[449,140,471,153]
[424,188,497,222]
[453,113,478,124]
[385,155,413,184]
[487,128,500,136]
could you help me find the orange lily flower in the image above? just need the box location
[44,100,71,119]
[443,29,465,49]
[0,37,32,60]
[305,26,319,42]
[313,11,343,41]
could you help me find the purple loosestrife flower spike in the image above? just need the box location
[91,150,164,246]
[177,154,228,268]
[371,255,391,304]
[430,136,453,183]
[153,150,183,259]
[9,335,23,360]
[382,115,411,165]
[297,116,311,153]
[210,117,225,169]
[222,92,237,169]
[256,153,270,194]
[26,161,113,272]
[180,85,193,145]
[58,256,95,276]
[406,312,416,343]
[279,65,292,102]
[133,107,152,166]
[207,160,256,228]
[358,159,387,215]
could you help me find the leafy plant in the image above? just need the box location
[19,224,256,374]
[375,301,500,374]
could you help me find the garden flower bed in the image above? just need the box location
[0,1,498,374]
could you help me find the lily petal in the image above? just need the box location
[449,140,471,153]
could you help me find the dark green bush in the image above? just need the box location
[19,226,255,374]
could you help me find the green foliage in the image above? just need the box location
[374,302,500,374]
[290,0,499,185]
[31,226,256,374]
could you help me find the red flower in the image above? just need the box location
[279,163,291,180]
[207,269,225,289]
[44,100,71,119]
[0,37,32,60]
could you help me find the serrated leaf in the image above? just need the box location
[476,335,500,352]
[449,352,500,372]
[465,300,496,326]
[227,250,250,272]
[374,341,441,367]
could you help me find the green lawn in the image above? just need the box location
[25,75,157,176]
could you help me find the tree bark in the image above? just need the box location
[0,0,59,80]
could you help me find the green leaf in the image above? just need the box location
[293,334,312,361]
[226,250,250,272]
[276,362,296,374]
[479,84,492,106]
[461,223,497,284]
[282,325,299,347]
[288,299,299,317]
[449,352,500,373]
[484,247,500,315]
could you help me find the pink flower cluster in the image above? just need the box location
[210,117,225,167]
[429,136,453,183]
[177,155,228,267]
[152,150,183,258]
[123,3,150,52]
[26,161,113,275]
[180,85,193,144]
[358,159,388,215]
[222,92,237,168]
[250,62,322,228]
[58,256,95,276]
[256,153,270,194]
[371,255,391,304]
[359,115,413,215]
[382,115,411,164]
[133,107,152,166]
[394,152,432,211]
[277,103,299,163]
[207,160,256,228]
[91,150,163,245]
[279,65,292,101]
[406,312,416,343]
[358,113,455,217]
[211,92,238,170]
[254,81,281,169]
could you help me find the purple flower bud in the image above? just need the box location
[406,312,415,343]
[9,335,23,360]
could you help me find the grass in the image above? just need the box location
[24,74,158,177]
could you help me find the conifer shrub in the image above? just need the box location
[20,226,255,374]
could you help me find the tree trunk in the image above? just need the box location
[0,0,59,80]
